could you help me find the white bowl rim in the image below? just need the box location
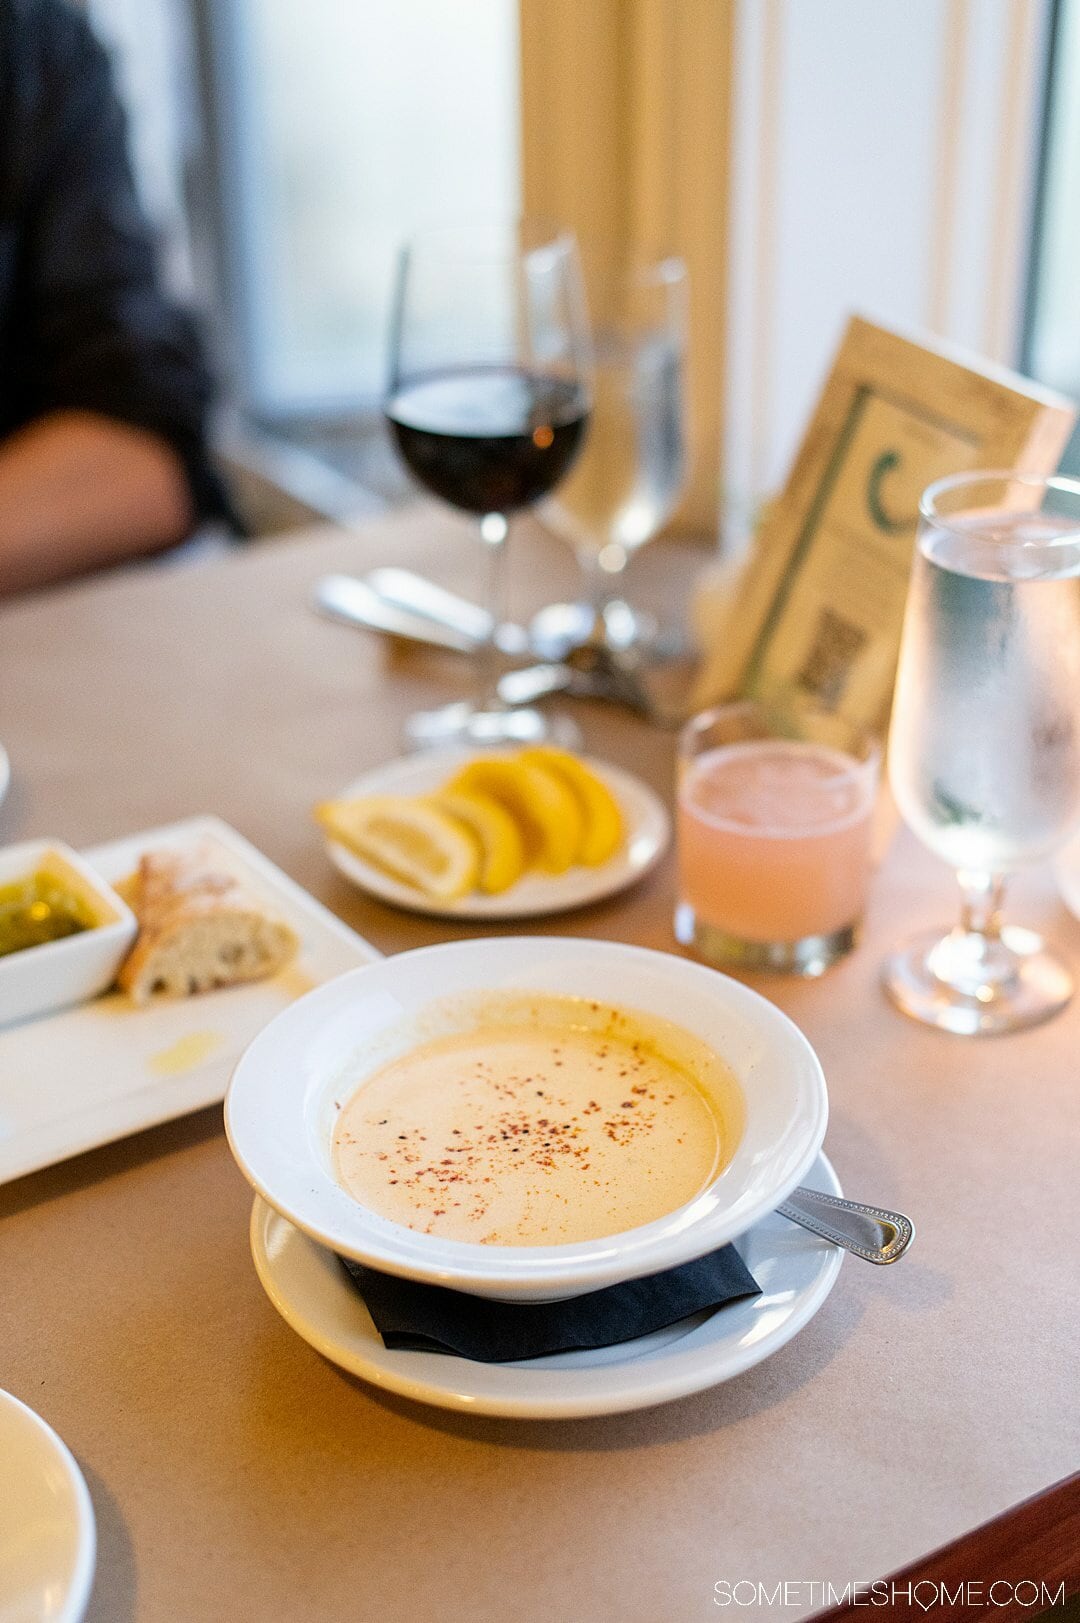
[225,937,828,1294]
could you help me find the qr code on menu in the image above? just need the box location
[796,608,866,707]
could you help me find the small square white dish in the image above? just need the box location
[0,816,380,1186]
[0,839,137,1026]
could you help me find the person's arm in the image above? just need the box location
[0,410,193,595]
[0,3,229,595]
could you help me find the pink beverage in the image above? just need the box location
[677,741,876,944]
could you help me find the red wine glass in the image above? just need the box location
[385,219,592,745]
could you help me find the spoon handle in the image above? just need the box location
[777,1186,914,1264]
[366,568,529,656]
[313,575,477,653]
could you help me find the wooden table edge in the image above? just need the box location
[810,1471,1080,1620]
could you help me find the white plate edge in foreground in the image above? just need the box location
[0,1387,96,1623]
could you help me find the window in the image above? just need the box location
[1025,0,1080,473]
[206,0,520,419]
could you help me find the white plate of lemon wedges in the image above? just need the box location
[315,746,671,920]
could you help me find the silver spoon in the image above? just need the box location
[777,1187,914,1263]
[366,568,553,658]
[372,569,694,667]
[314,574,480,653]
[495,656,663,720]
[318,573,680,723]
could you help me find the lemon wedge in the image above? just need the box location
[519,746,625,866]
[447,756,584,874]
[314,795,479,899]
[428,789,526,894]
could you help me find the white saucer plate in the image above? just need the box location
[320,748,670,920]
[0,1389,96,1622]
[249,1152,844,1419]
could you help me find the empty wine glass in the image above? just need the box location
[884,470,1080,1034]
[538,248,687,656]
[385,219,592,745]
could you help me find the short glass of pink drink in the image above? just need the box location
[676,702,881,976]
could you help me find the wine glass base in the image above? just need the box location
[528,600,670,660]
[882,924,1073,1035]
[404,703,583,752]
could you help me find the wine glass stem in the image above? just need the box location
[479,511,509,707]
[577,546,627,639]
[956,869,1006,938]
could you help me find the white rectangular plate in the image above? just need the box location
[0,816,380,1185]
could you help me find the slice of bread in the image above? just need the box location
[118,844,299,1004]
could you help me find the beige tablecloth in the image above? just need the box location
[1,510,1077,1622]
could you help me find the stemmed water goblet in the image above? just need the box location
[537,248,687,658]
[884,470,1080,1034]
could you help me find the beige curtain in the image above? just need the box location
[519,0,735,539]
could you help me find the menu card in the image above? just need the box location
[695,317,1077,733]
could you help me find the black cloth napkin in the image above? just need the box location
[339,1246,759,1363]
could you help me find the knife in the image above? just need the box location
[313,574,479,654]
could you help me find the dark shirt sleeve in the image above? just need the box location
[2,0,229,526]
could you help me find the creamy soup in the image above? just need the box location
[331,994,742,1246]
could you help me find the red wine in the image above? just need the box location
[385,366,589,514]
